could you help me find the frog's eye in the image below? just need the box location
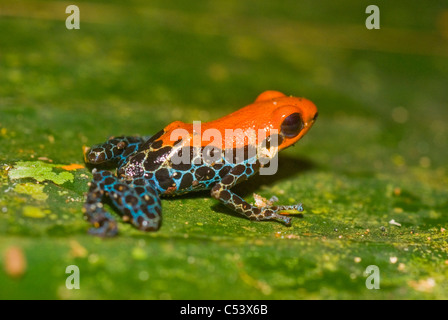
[281,113,304,138]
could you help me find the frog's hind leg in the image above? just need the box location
[84,136,145,166]
[83,169,162,236]
[83,170,119,237]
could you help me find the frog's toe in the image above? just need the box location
[136,216,161,232]
[277,203,303,224]
[128,196,162,232]
[260,208,293,225]
[274,213,292,225]
[84,208,119,237]
[88,220,118,237]
[272,203,303,214]
[105,178,162,232]
[258,203,303,225]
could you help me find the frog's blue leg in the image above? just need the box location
[84,136,145,166]
[83,173,118,237]
[83,169,162,236]
[210,164,302,225]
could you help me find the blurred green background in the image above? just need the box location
[0,0,447,299]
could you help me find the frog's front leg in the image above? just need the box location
[210,164,302,224]
[84,136,146,165]
[83,169,162,236]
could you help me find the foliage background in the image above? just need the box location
[0,0,447,299]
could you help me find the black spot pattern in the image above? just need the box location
[151,139,163,149]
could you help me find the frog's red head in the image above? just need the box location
[256,90,318,150]
[162,91,318,152]
[208,90,318,150]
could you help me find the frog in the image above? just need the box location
[83,90,318,236]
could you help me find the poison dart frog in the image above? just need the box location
[83,90,318,236]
